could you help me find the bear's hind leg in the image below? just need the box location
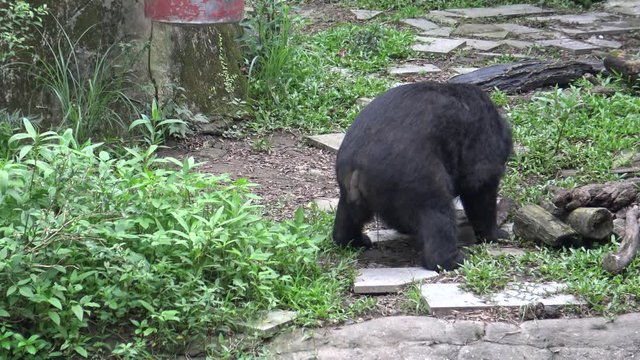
[332,194,373,248]
[417,205,465,271]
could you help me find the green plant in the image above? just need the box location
[34,20,138,141]
[0,0,47,63]
[401,283,430,315]
[459,246,513,295]
[130,99,187,145]
[0,119,363,358]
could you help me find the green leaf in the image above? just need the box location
[0,170,8,194]
[74,345,88,357]
[294,207,305,225]
[18,145,33,160]
[22,118,36,137]
[48,297,62,310]
[48,311,60,326]
[71,305,83,321]
[0,308,9,317]
[19,286,33,298]
[0,247,7,260]
[136,299,155,313]
[6,285,17,296]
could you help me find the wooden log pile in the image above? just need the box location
[513,179,640,273]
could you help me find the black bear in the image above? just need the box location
[333,81,513,271]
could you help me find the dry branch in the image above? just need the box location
[603,207,640,274]
[553,178,640,212]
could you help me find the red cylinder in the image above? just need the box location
[144,0,244,24]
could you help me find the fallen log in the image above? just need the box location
[565,207,613,240]
[553,178,640,212]
[602,207,640,274]
[448,60,604,94]
[513,204,580,247]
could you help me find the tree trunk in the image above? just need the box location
[603,207,640,274]
[513,204,580,247]
[565,207,613,240]
[553,178,640,212]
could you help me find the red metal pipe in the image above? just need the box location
[144,0,244,24]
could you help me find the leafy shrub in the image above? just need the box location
[0,119,361,358]
[0,0,47,63]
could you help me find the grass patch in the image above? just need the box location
[344,0,583,11]
[502,83,640,203]
[0,120,365,358]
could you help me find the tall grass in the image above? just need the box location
[35,20,138,141]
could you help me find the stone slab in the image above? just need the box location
[531,12,614,25]
[553,22,640,36]
[585,36,622,49]
[475,30,510,39]
[356,97,372,107]
[401,18,439,31]
[476,52,530,59]
[460,38,503,51]
[350,9,382,20]
[500,39,534,49]
[495,23,541,34]
[536,38,600,55]
[306,133,344,153]
[605,0,640,16]
[413,37,466,54]
[389,63,441,75]
[240,310,297,337]
[354,267,438,294]
[421,282,584,315]
[447,4,553,19]
[312,197,339,211]
[452,67,479,75]
[428,9,464,18]
[453,23,503,36]
[425,13,459,26]
[488,247,526,257]
[421,27,454,37]
[365,229,410,243]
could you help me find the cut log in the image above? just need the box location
[513,204,580,247]
[553,178,640,212]
[565,207,613,240]
[602,207,640,274]
[448,60,604,94]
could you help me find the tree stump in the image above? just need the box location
[513,204,580,247]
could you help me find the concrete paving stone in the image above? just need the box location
[240,310,297,337]
[428,9,464,18]
[421,282,584,315]
[350,9,382,20]
[531,12,615,25]
[496,22,542,34]
[536,38,600,55]
[354,267,439,294]
[554,22,640,36]
[426,13,459,26]
[605,0,640,16]
[453,23,503,36]
[365,229,410,243]
[421,27,454,37]
[446,4,553,18]
[458,343,553,360]
[519,30,565,40]
[452,66,479,75]
[460,38,503,51]
[475,30,510,39]
[401,18,439,31]
[306,133,344,153]
[488,246,526,257]
[500,39,534,49]
[388,63,441,75]
[585,35,623,49]
[413,37,466,54]
[476,52,530,59]
[312,197,338,211]
[355,97,372,107]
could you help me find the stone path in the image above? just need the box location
[268,313,640,359]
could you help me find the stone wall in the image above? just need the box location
[0,0,247,133]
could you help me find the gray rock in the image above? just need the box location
[312,197,339,211]
[355,97,372,107]
[605,0,640,16]
[306,133,344,153]
[421,27,454,37]
[413,37,466,54]
[550,347,636,360]
[475,30,510,39]
[553,21,640,36]
[496,23,542,34]
[353,267,439,294]
[447,4,553,18]
[350,9,382,20]
[426,12,459,26]
[239,310,297,337]
[531,12,615,25]
[536,38,600,55]
[458,343,553,360]
[388,63,441,75]
[500,39,534,49]
[488,247,526,257]
[460,38,503,51]
[401,18,440,31]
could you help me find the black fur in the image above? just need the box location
[333,81,513,271]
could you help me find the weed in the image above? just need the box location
[401,283,431,315]
[251,137,274,153]
[34,19,139,141]
[459,246,514,295]
[0,0,47,63]
[0,120,364,358]
[129,99,187,146]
